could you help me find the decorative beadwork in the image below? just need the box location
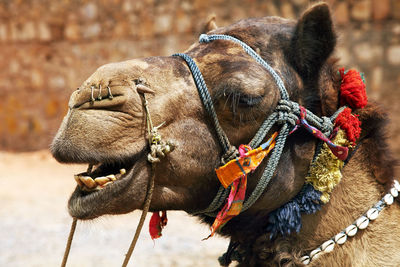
[300,180,399,265]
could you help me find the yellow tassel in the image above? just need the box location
[306,130,350,203]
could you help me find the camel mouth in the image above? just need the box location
[73,162,129,193]
[68,147,148,219]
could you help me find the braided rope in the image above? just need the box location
[61,218,77,267]
[199,34,289,100]
[243,123,290,211]
[192,184,231,216]
[173,53,232,154]
[121,165,155,267]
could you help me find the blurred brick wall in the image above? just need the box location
[0,0,399,154]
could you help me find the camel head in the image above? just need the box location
[51,3,337,222]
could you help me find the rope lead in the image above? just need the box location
[121,92,174,266]
[60,218,77,267]
[121,166,155,267]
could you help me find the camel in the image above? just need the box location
[51,3,400,266]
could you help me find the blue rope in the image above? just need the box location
[199,34,289,100]
[173,53,232,154]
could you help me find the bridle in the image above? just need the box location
[173,34,344,216]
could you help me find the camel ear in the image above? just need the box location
[288,3,336,80]
[202,15,218,33]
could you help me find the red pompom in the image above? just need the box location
[339,68,368,109]
[334,107,361,144]
[149,211,168,240]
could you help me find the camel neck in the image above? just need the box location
[297,149,399,264]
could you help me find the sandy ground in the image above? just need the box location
[0,151,229,267]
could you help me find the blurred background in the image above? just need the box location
[0,0,399,153]
[1,0,399,266]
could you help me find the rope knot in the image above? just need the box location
[147,130,175,164]
[276,100,299,126]
[199,34,211,43]
[221,145,239,165]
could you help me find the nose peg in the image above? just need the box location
[89,85,115,102]
[136,84,155,94]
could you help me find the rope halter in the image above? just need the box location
[173,34,343,216]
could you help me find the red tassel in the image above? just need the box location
[335,107,362,144]
[149,211,168,240]
[339,68,368,109]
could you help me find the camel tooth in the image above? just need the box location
[106,174,116,181]
[120,168,126,175]
[74,175,84,187]
[80,176,96,189]
[103,181,113,187]
[82,185,95,192]
[94,176,110,185]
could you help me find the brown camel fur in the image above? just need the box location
[51,3,400,266]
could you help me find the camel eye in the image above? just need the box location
[227,91,264,115]
[238,94,263,107]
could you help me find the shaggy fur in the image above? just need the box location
[51,3,399,266]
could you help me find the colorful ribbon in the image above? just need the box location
[215,132,278,188]
[207,133,278,238]
[291,107,348,161]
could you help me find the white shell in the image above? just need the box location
[394,180,400,192]
[334,232,347,245]
[390,187,398,198]
[300,255,310,265]
[355,216,369,230]
[310,248,322,260]
[345,224,358,237]
[384,193,394,205]
[321,240,335,253]
[366,208,379,220]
